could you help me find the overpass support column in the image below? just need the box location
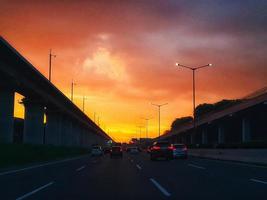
[201,128,208,144]
[64,117,73,146]
[242,117,251,142]
[23,98,44,144]
[190,134,194,144]
[218,124,225,144]
[45,111,62,145]
[0,88,14,143]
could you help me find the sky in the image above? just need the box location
[1,0,267,142]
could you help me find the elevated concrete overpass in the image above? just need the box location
[157,90,267,146]
[0,36,112,146]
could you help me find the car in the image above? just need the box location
[171,144,188,159]
[103,147,111,154]
[110,146,123,158]
[150,141,173,161]
[91,146,103,156]
[147,145,152,154]
[128,146,139,154]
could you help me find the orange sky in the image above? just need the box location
[1,0,267,142]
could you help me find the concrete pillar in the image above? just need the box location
[23,98,44,144]
[202,128,208,144]
[190,134,194,144]
[0,89,14,143]
[45,111,62,145]
[60,116,68,146]
[65,118,73,146]
[242,117,251,142]
[218,124,225,144]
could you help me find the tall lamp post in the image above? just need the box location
[142,117,151,138]
[48,49,56,82]
[175,62,213,142]
[151,103,168,139]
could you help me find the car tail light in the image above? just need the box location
[152,146,160,150]
[168,146,176,150]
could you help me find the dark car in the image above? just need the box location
[103,147,111,154]
[110,146,123,158]
[150,141,172,161]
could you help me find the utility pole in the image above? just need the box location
[48,49,56,82]
[71,79,76,102]
[82,96,87,112]
[151,103,168,139]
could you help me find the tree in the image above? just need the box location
[171,116,193,131]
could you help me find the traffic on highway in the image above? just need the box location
[1,1,267,200]
[0,142,266,200]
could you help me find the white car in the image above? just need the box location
[91,146,103,156]
[172,144,188,159]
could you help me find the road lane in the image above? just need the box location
[1,152,266,200]
[130,152,267,199]
[31,154,165,200]
[0,155,93,200]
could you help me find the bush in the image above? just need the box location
[0,143,89,168]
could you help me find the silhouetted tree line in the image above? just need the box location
[170,99,242,131]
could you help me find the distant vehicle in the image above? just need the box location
[128,146,139,154]
[103,147,111,154]
[171,144,188,159]
[110,146,123,158]
[91,146,103,156]
[147,146,152,154]
[150,141,172,161]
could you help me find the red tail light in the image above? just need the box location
[182,147,187,151]
[152,146,160,150]
[168,146,176,150]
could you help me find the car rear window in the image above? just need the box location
[112,147,121,151]
[174,144,186,148]
[155,142,169,147]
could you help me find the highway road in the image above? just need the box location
[0,153,266,200]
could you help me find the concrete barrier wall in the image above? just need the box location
[189,148,267,165]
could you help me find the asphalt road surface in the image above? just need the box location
[0,153,266,200]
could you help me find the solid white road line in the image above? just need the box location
[188,164,206,170]
[136,164,142,170]
[0,155,88,176]
[16,182,54,200]
[250,178,267,185]
[76,166,86,172]
[150,178,171,197]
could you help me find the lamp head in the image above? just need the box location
[175,62,179,66]
[208,63,212,66]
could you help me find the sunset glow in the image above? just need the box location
[1,0,266,142]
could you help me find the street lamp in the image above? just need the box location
[48,49,56,82]
[175,62,213,141]
[137,125,144,142]
[151,103,168,138]
[142,117,152,138]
